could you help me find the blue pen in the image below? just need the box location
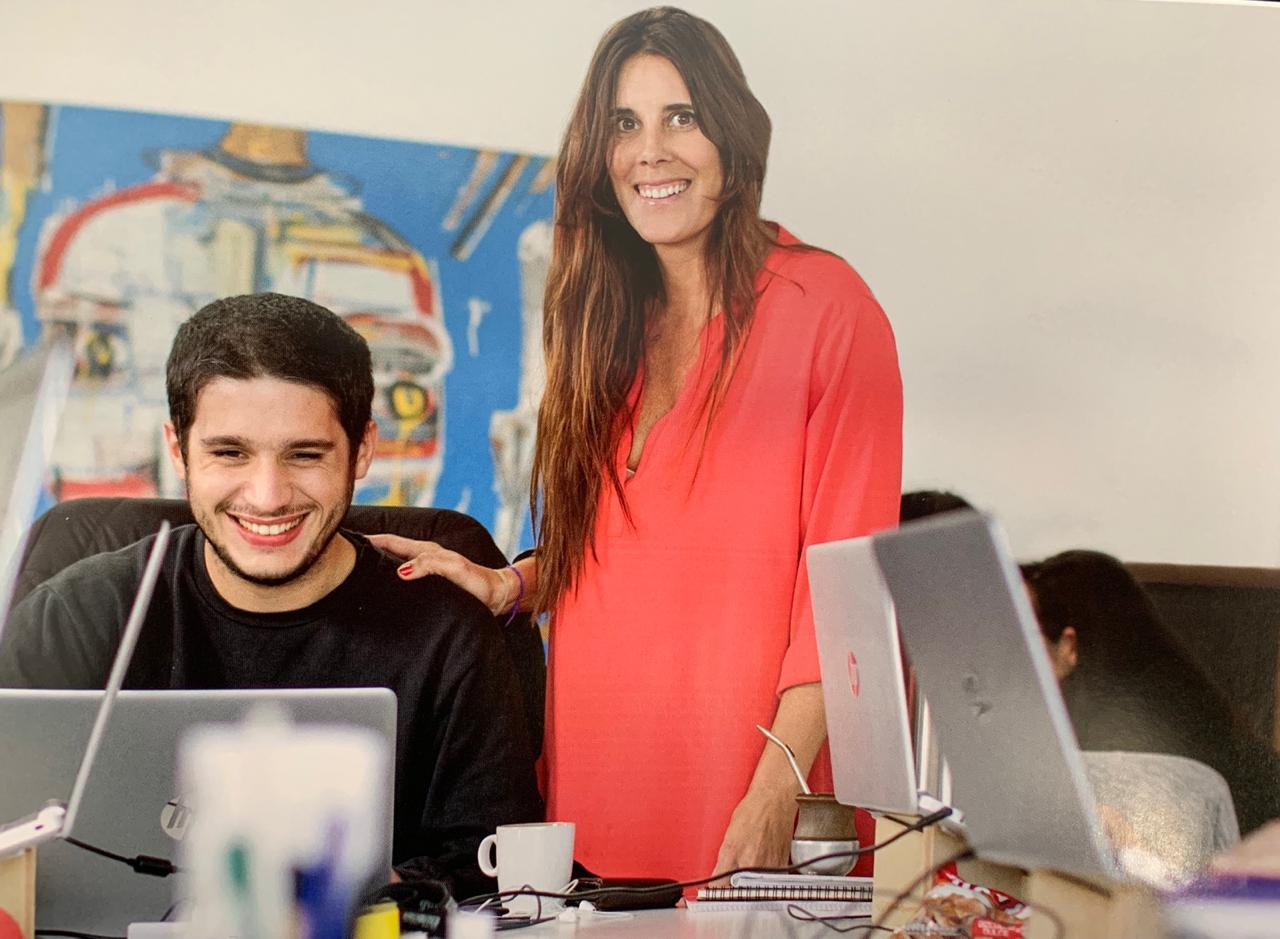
[295,820,350,939]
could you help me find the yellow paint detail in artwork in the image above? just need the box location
[384,381,429,507]
[390,382,427,422]
[1,103,48,308]
[282,242,415,272]
[283,222,365,245]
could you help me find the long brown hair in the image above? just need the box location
[531,7,779,612]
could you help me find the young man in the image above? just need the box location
[0,293,542,893]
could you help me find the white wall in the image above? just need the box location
[4,0,1279,564]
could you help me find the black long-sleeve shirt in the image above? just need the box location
[0,524,543,895]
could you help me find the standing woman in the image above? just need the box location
[375,6,901,881]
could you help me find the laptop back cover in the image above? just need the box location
[808,535,918,814]
[872,511,1118,886]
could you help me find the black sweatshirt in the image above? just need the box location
[0,524,543,896]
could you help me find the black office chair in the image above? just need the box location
[13,497,545,755]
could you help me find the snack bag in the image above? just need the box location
[892,867,1030,939]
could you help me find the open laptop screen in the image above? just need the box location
[0,688,396,934]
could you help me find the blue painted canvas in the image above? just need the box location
[0,102,553,555]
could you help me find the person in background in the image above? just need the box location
[1021,549,1280,835]
[899,489,973,523]
[373,6,902,881]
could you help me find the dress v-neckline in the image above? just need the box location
[623,313,723,480]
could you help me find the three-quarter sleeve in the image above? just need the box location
[776,274,903,693]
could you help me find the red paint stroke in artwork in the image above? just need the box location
[38,181,201,289]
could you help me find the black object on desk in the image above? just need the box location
[566,877,683,911]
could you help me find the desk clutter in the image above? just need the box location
[1,728,1272,938]
[5,507,1280,939]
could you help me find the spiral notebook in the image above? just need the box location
[687,871,873,914]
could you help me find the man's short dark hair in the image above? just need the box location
[166,293,374,457]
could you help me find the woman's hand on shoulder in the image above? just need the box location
[367,533,515,615]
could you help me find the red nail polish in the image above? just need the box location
[398,564,413,576]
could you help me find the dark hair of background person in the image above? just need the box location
[532,6,816,615]
[166,292,374,460]
[900,489,973,524]
[1022,549,1280,835]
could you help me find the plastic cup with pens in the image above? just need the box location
[178,705,389,939]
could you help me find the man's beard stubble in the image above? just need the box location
[195,480,354,589]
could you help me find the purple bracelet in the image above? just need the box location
[502,563,525,628]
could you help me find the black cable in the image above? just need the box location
[64,836,183,877]
[492,914,558,931]
[786,908,894,935]
[787,807,1047,939]
[486,883,558,931]
[787,883,975,936]
[159,900,192,923]
[878,812,921,829]
[35,931,125,939]
[459,805,956,911]
[838,806,956,861]
[63,837,129,865]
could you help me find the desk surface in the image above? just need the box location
[518,907,842,937]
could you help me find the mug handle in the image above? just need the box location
[477,832,499,877]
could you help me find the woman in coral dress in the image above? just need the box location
[375,6,902,882]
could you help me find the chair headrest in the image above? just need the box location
[14,497,508,606]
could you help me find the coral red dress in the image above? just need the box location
[543,230,903,881]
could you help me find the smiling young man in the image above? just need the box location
[0,293,542,892]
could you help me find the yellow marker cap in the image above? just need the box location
[353,901,400,939]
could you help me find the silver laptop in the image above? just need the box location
[808,535,919,815]
[0,521,170,856]
[0,687,396,934]
[870,510,1120,888]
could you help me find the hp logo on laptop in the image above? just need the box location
[846,651,861,698]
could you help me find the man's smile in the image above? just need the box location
[231,513,306,535]
[227,511,309,547]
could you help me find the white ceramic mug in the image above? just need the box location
[476,821,575,916]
